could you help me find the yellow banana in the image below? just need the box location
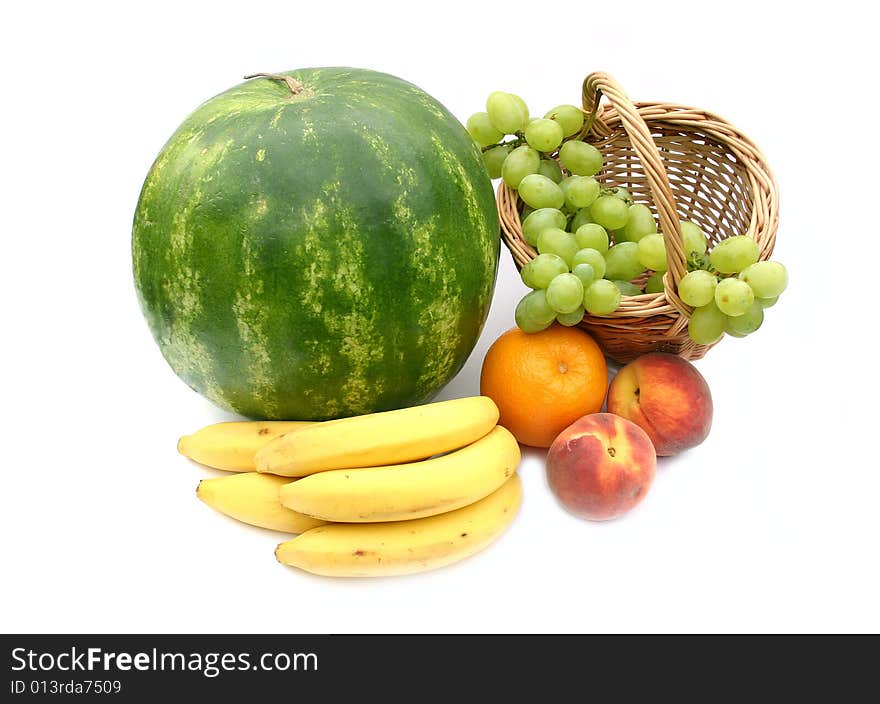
[275,474,522,577]
[196,472,325,533]
[279,425,520,522]
[178,420,312,471]
[254,396,499,477]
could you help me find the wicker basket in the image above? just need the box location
[498,71,779,364]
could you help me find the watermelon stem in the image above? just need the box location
[244,72,304,95]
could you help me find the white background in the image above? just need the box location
[3,0,878,634]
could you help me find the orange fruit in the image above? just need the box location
[480,325,608,448]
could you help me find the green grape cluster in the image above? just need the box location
[467,91,585,184]
[467,92,788,337]
[468,92,658,332]
[682,246,789,344]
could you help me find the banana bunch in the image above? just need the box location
[180,396,522,577]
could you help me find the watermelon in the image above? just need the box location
[132,68,499,420]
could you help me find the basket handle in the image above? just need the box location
[581,72,688,292]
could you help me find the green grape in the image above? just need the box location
[501,145,540,189]
[714,277,755,316]
[558,141,603,176]
[571,263,596,288]
[574,223,609,253]
[569,207,594,232]
[562,176,600,209]
[515,296,542,332]
[481,144,511,179]
[623,203,657,243]
[516,315,552,334]
[520,252,568,289]
[590,195,630,230]
[709,235,759,274]
[756,295,778,308]
[604,241,644,281]
[546,273,586,314]
[524,118,564,153]
[544,105,585,138]
[560,200,579,217]
[608,229,626,245]
[724,300,764,336]
[558,176,573,198]
[556,306,586,326]
[608,186,634,205]
[688,300,726,344]
[613,280,643,296]
[571,248,606,280]
[583,279,621,315]
[515,291,554,333]
[466,112,504,146]
[518,174,565,210]
[636,233,667,271]
[486,91,529,134]
[556,177,573,208]
[521,208,566,247]
[680,221,708,257]
[645,270,665,294]
[537,227,579,267]
[678,270,718,307]
[509,93,530,124]
[537,159,564,183]
[739,261,788,298]
[524,288,556,324]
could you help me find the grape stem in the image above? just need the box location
[686,252,723,277]
[482,131,579,155]
[481,137,525,153]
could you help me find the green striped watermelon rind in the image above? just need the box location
[132,67,500,420]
